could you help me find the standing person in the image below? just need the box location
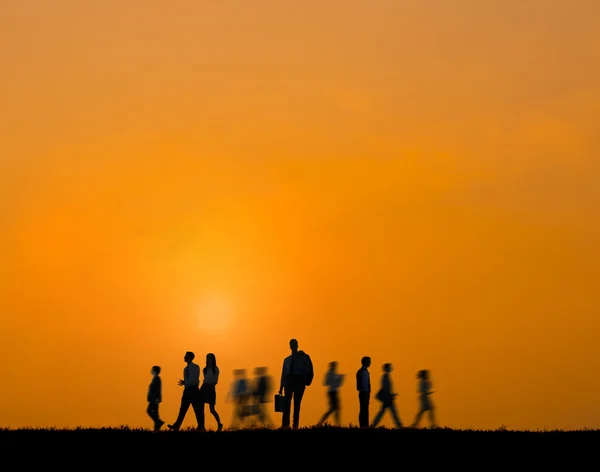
[411,369,436,428]
[168,351,205,431]
[200,352,223,431]
[371,363,403,428]
[317,361,344,426]
[278,338,314,430]
[356,356,371,428]
[147,365,164,431]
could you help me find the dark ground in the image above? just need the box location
[1,425,597,468]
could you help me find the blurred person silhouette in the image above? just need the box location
[226,368,250,429]
[356,356,371,428]
[411,369,436,428]
[317,361,344,426]
[200,352,223,431]
[168,351,205,431]
[251,366,275,428]
[371,362,403,428]
[279,338,314,430]
[146,365,164,431]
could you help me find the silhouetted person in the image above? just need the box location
[226,368,250,429]
[279,338,314,430]
[356,356,371,428]
[251,366,274,428]
[200,352,223,431]
[411,369,436,428]
[147,365,164,431]
[168,351,205,431]
[371,362,403,428]
[317,361,344,426]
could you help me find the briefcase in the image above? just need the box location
[274,394,285,413]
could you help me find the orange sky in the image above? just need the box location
[1,0,599,431]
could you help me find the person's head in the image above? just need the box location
[151,365,161,376]
[329,361,338,371]
[383,363,392,373]
[206,352,216,367]
[418,369,429,379]
[289,338,299,353]
[361,356,371,368]
[234,368,246,378]
[184,351,195,363]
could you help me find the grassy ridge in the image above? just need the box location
[1,425,596,467]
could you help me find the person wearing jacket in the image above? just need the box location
[279,338,314,429]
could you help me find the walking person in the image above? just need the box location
[200,352,223,431]
[168,351,205,431]
[146,365,164,431]
[279,338,314,430]
[411,369,436,428]
[317,361,344,426]
[356,356,371,428]
[226,368,250,429]
[371,362,403,428]
[251,366,275,428]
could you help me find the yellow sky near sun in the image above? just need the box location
[1,0,599,430]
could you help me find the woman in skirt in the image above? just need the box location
[200,352,223,431]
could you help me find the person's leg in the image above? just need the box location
[358,393,364,427]
[371,405,386,427]
[318,408,332,425]
[147,402,156,422]
[170,390,192,430]
[428,408,436,428]
[261,401,274,427]
[358,392,369,428]
[191,387,205,431]
[209,403,223,430]
[282,387,293,428]
[318,392,335,425]
[230,397,241,428]
[292,384,306,429]
[412,409,424,428]
[257,403,264,425]
[390,402,403,428]
[156,403,164,426]
[331,391,340,426]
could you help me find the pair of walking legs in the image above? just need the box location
[147,402,164,431]
[169,385,205,430]
[371,402,403,428]
[318,391,340,426]
[169,386,222,431]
